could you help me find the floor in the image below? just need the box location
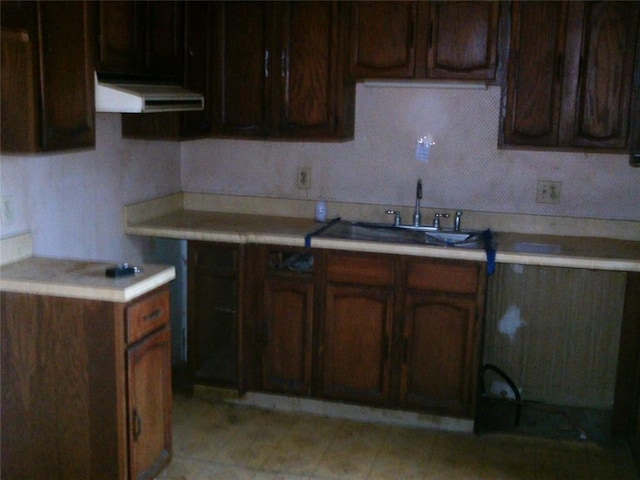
[158,393,639,480]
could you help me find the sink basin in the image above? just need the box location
[315,221,485,248]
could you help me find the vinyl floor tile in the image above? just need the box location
[160,394,639,480]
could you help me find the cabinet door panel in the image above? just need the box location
[348,1,417,78]
[322,284,393,405]
[427,1,499,80]
[183,1,214,136]
[97,1,139,74]
[263,278,314,395]
[567,1,638,149]
[127,326,172,480]
[401,292,478,417]
[503,1,566,146]
[144,1,183,78]
[214,2,272,136]
[279,1,338,137]
[38,1,95,150]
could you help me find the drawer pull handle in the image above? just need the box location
[143,309,163,322]
[133,408,142,440]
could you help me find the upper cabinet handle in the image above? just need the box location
[264,50,270,78]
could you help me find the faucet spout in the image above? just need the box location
[413,179,422,226]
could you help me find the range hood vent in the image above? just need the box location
[95,73,204,113]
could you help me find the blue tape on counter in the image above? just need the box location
[304,216,342,248]
[483,229,496,276]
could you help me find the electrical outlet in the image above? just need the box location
[1,196,16,225]
[297,167,311,190]
[536,180,562,204]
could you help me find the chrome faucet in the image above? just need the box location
[413,179,422,227]
[454,210,463,231]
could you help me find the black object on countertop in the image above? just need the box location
[105,263,141,278]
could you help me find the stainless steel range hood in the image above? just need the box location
[95,73,204,113]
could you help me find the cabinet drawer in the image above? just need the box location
[127,287,170,344]
[406,260,480,294]
[326,252,394,286]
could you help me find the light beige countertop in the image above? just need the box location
[124,195,640,273]
[0,255,176,302]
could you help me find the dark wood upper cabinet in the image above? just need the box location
[425,1,499,80]
[212,1,272,137]
[348,2,418,78]
[211,1,354,140]
[96,0,183,80]
[348,1,500,82]
[1,0,95,153]
[503,1,567,147]
[563,1,639,149]
[503,1,639,151]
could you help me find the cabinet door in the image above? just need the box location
[322,283,394,406]
[425,1,499,80]
[262,277,314,395]
[278,1,351,138]
[96,1,139,74]
[503,1,567,147]
[401,292,479,417]
[97,1,183,80]
[37,1,95,151]
[143,0,183,79]
[182,1,215,136]
[212,1,273,136]
[188,242,239,387]
[562,1,639,149]
[127,326,172,480]
[348,1,417,78]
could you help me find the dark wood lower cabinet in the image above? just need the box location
[187,242,241,388]
[195,242,486,419]
[0,285,172,480]
[243,245,316,395]
[242,246,487,419]
[321,252,395,406]
[319,251,486,418]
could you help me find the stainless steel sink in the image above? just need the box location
[315,221,485,248]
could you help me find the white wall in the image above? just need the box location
[182,85,640,222]
[2,86,639,265]
[0,114,181,262]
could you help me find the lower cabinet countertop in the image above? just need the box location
[0,256,176,302]
[124,209,640,273]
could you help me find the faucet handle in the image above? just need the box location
[433,212,450,228]
[386,210,401,226]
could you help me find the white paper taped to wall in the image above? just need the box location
[498,305,526,342]
[415,135,435,162]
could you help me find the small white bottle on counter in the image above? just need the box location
[315,200,327,222]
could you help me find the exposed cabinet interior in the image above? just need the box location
[484,264,626,408]
[0,285,172,480]
[187,241,241,388]
[0,0,95,153]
